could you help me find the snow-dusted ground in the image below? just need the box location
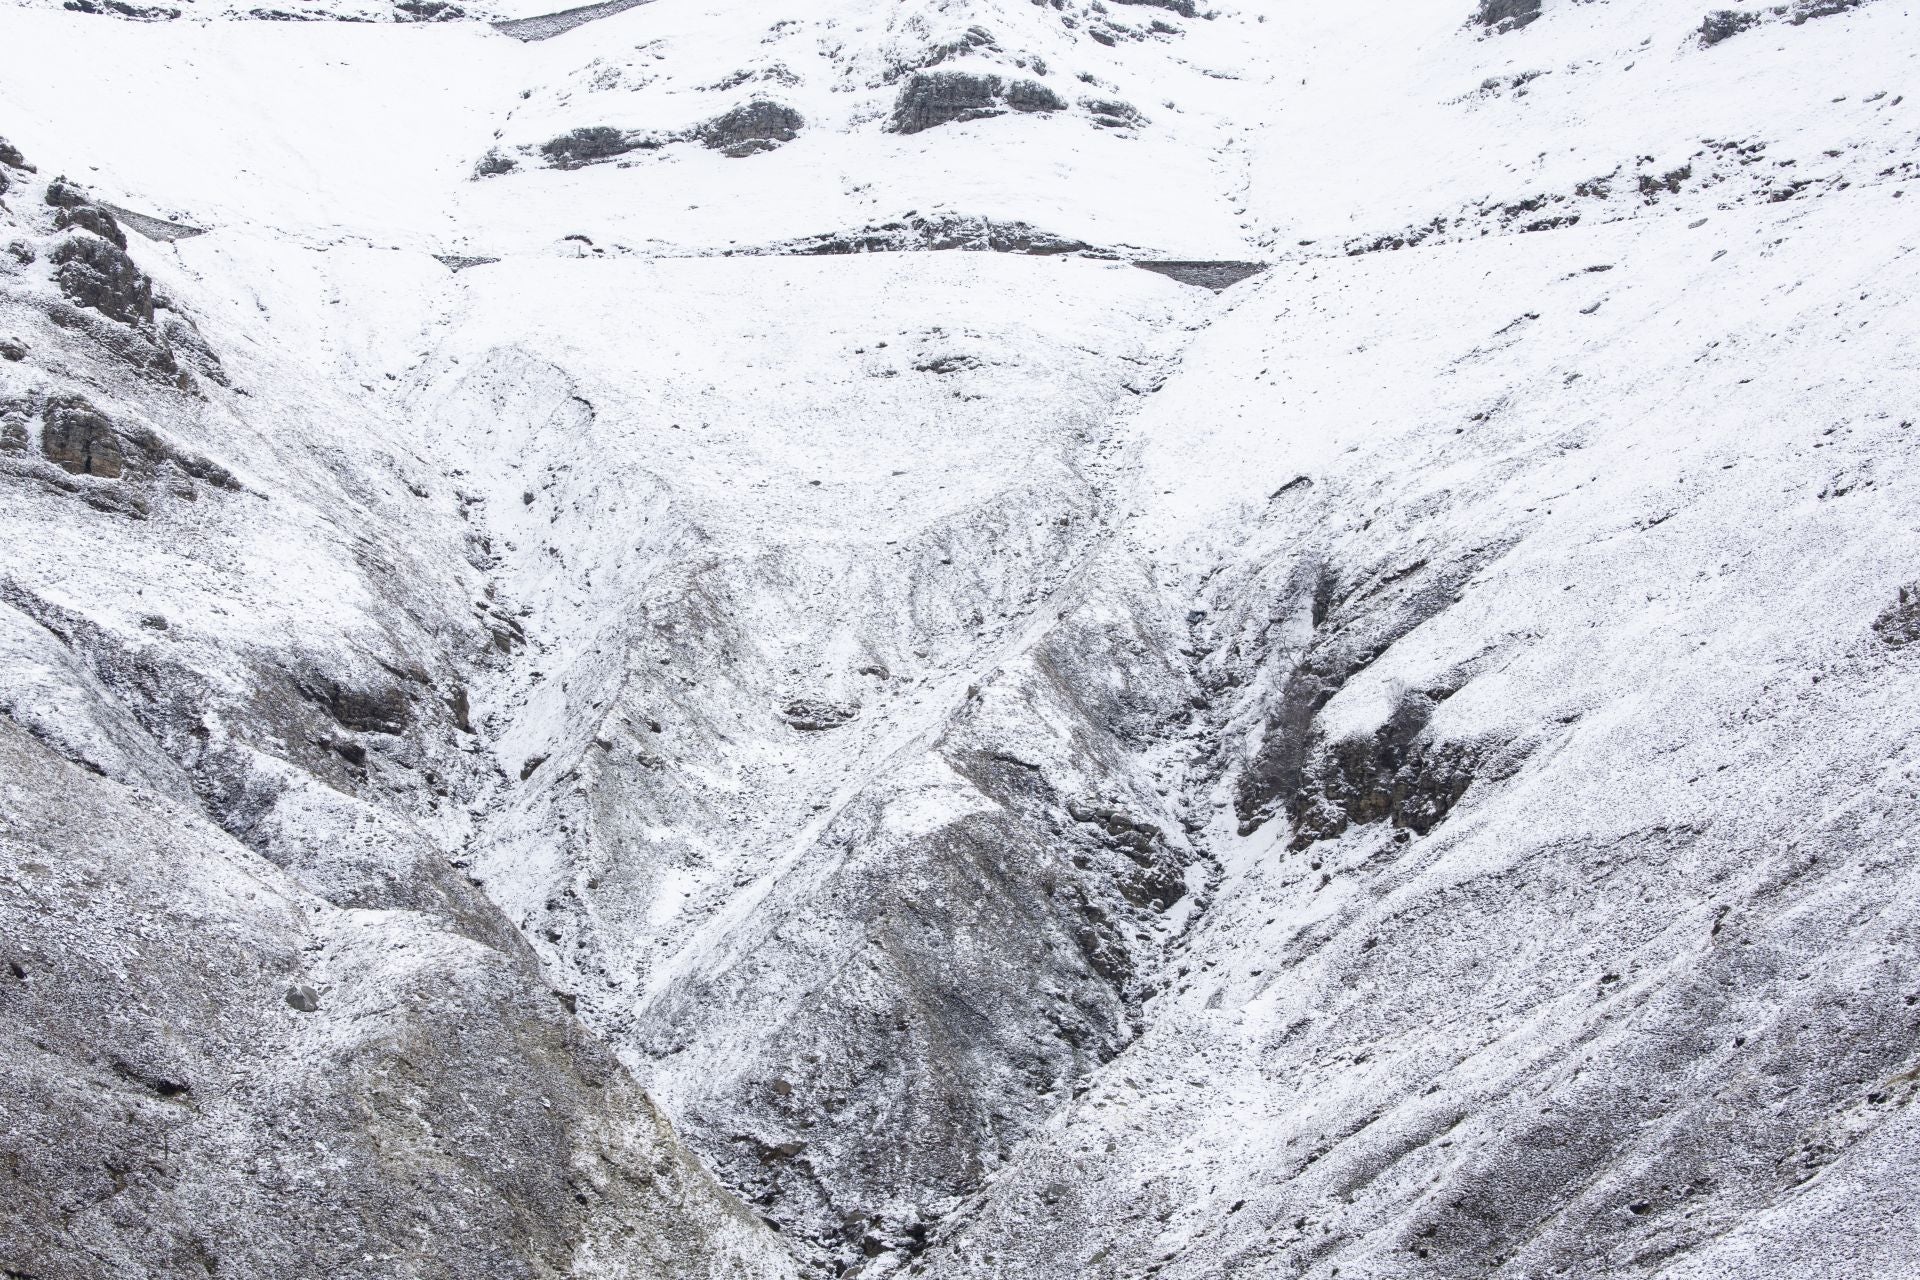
[3,0,1919,1275]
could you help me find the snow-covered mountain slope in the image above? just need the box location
[2,0,1918,1276]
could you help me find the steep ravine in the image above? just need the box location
[5,0,1920,1275]
[417,251,1236,1273]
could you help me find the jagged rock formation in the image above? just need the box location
[2,0,1919,1276]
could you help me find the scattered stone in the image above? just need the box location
[1082,97,1147,129]
[913,353,982,374]
[781,698,857,731]
[285,983,321,1012]
[0,137,29,170]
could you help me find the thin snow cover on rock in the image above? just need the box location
[0,0,1917,1276]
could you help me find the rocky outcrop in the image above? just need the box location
[1284,684,1492,847]
[53,202,127,250]
[539,125,646,168]
[39,395,128,477]
[1700,7,1763,42]
[691,101,804,157]
[888,71,1067,134]
[50,234,155,326]
[533,103,803,168]
[1701,0,1864,44]
[1471,0,1542,32]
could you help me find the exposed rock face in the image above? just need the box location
[49,235,156,326]
[889,71,1067,134]
[53,201,128,249]
[693,101,804,157]
[40,395,127,477]
[1700,7,1763,42]
[1472,0,1542,32]
[539,124,640,168]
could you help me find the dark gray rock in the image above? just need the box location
[889,71,1067,135]
[1700,8,1763,43]
[40,395,128,478]
[473,148,517,178]
[0,137,29,170]
[54,202,128,250]
[49,235,155,327]
[1082,96,1146,128]
[780,697,856,730]
[1873,585,1920,647]
[292,665,413,735]
[0,404,27,455]
[393,0,465,19]
[1233,544,1512,836]
[1473,0,1542,32]
[539,125,642,169]
[44,177,89,209]
[692,101,804,157]
[1788,0,1863,22]
[1285,685,1493,847]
